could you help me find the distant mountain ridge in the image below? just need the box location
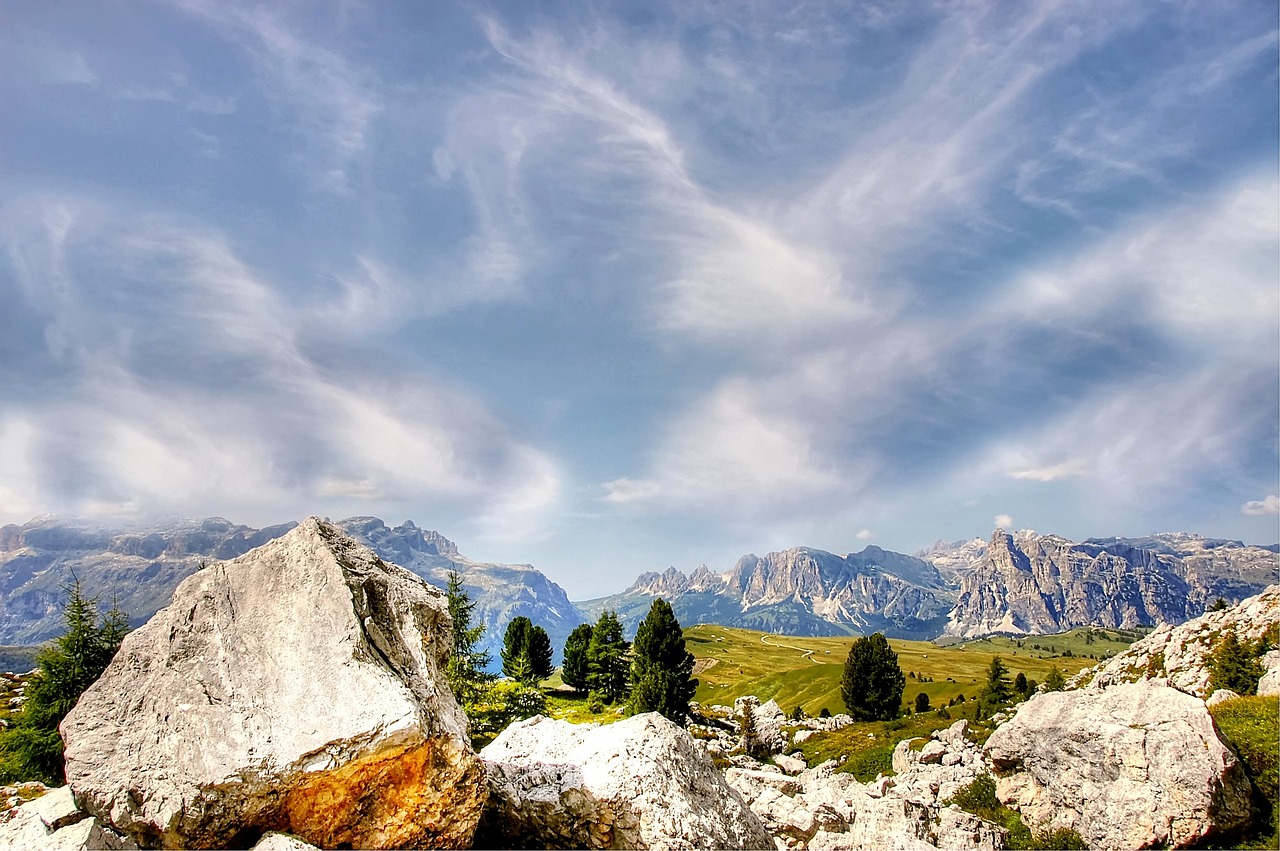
[580,545,955,639]
[0,515,585,669]
[585,530,1277,640]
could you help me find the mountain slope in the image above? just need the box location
[943,529,1278,638]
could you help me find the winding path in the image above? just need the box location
[760,633,821,664]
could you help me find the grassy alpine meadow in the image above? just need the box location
[685,624,1129,717]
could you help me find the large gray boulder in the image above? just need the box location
[478,713,774,850]
[61,518,486,850]
[985,681,1253,849]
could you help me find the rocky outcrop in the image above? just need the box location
[478,713,774,850]
[984,681,1253,849]
[726,721,1002,850]
[60,518,486,850]
[945,531,1276,639]
[0,786,136,851]
[1077,585,1280,697]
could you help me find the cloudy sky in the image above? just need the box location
[1,1,1277,597]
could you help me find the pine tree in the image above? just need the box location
[561,623,594,693]
[979,656,1013,717]
[914,692,930,713]
[502,617,534,681]
[586,610,629,703]
[444,571,491,708]
[1014,671,1028,696]
[0,580,129,784]
[628,598,698,723]
[526,625,554,684]
[1043,667,1066,692]
[840,633,905,721]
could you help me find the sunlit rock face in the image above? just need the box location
[60,518,485,850]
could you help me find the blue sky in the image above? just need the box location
[1,0,1277,598]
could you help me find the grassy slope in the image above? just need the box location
[687,625,1130,716]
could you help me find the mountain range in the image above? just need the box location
[0,515,1274,656]
[579,529,1277,640]
[0,515,584,670]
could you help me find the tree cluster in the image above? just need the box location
[0,581,129,784]
[562,600,698,724]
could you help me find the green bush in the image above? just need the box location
[465,680,547,747]
[586,691,605,714]
[1208,630,1268,696]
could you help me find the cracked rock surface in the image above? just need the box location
[60,518,485,850]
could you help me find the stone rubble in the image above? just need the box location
[726,720,1003,851]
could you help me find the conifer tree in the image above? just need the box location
[444,571,491,707]
[979,656,1013,717]
[1208,629,1265,695]
[628,598,698,723]
[0,581,129,784]
[561,623,594,693]
[840,633,905,721]
[586,610,629,703]
[501,617,553,686]
[1043,667,1066,692]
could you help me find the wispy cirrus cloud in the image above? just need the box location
[0,194,561,542]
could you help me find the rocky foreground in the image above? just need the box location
[0,522,1275,850]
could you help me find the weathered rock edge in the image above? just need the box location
[61,517,485,849]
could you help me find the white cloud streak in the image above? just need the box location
[0,195,561,540]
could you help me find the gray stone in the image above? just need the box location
[775,755,807,775]
[250,833,320,851]
[985,680,1253,849]
[480,713,774,850]
[918,741,947,764]
[61,518,486,850]
[1205,688,1240,707]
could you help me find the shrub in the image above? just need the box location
[586,691,605,714]
[945,775,1087,850]
[914,692,931,713]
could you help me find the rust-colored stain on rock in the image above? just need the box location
[279,736,486,850]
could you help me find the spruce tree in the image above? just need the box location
[561,623,594,693]
[979,656,1013,717]
[840,633,905,721]
[501,617,553,686]
[444,571,491,707]
[628,598,698,723]
[502,617,534,681]
[1043,667,1066,692]
[0,581,129,784]
[1208,629,1265,695]
[586,610,629,703]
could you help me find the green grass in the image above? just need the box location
[1210,695,1279,849]
[686,624,1106,717]
[792,706,991,781]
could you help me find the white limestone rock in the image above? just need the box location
[479,713,774,850]
[985,680,1253,849]
[61,518,486,850]
[1257,649,1280,697]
